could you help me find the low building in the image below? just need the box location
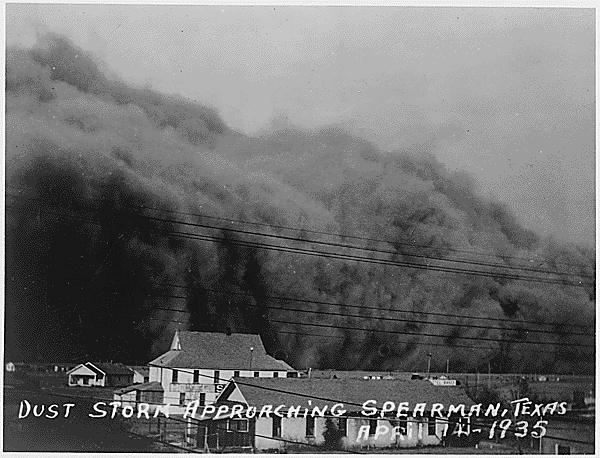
[194,377,475,452]
[129,366,150,384]
[67,362,134,387]
[148,330,297,412]
[539,417,595,454]
[113,381,164,408]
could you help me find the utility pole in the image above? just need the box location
[426,353,432,379]
[249,347,254,372]
[488,361,491,389]
[446,358,449,375]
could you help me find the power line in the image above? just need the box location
[129,211,594,282]
[163,228,591,286]
[142,315,594,350]
[132,203,591,278]
[157,282,594,330]
[87,196,595,271]
[150,285,595,336]
[7,185,583,270]
[142,317,506,351]
[4,201,596,345]
[266,318,594,348]
[275,329,502,351]
[4,201,596,334]
[6,199,594,288]
[5,190,594,283]
[148,300,595,340]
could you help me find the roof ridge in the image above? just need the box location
[179,330,262,336]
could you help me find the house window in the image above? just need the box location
[179,392,186,405]
[338,417,347,436]
[199,393,206,406]
[369,419,378,436]
[193,370,199,383]
[172,369,178,383]
[557,444,571,455]
[306,416,315,437]
[214,370,220,384]
[272,416,282,437]
[229,419,249,432]
[254,371,260,377]
[428,415,436,435]
[273,372,279,378]
[234,371,240,378]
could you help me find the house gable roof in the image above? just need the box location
[218,378,475,412]
[67,363,100,376]
[92,362,134,376]
[149,331,294,371]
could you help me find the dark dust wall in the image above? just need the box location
[5,34,595,373]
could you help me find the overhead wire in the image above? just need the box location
[5,199,594,288]
[150,285,595,336]
[7,184,589,271]
[5,189,594,281]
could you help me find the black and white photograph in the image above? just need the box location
[3,2,596,454]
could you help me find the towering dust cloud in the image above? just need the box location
[5,35,595,373]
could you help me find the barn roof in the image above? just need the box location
[218,378,475,412]
[148,331,294,371]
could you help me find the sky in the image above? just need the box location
[6,4,595,246]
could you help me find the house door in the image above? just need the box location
[197,426,208,450]
[206,423,219,450]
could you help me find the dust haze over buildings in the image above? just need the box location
[4,6,595,374]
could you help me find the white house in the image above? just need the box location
[67,362,134,387]
[196,377,475,452]
[147,331,296,412]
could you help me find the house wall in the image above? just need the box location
[344,417,445,449]
[106,374,133,387]
[114,390,164,410]
[68,366,104,387]
[114,391,137,408]
[252,416,446,451]
[149,367,290,407]
[540,419,595,455]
